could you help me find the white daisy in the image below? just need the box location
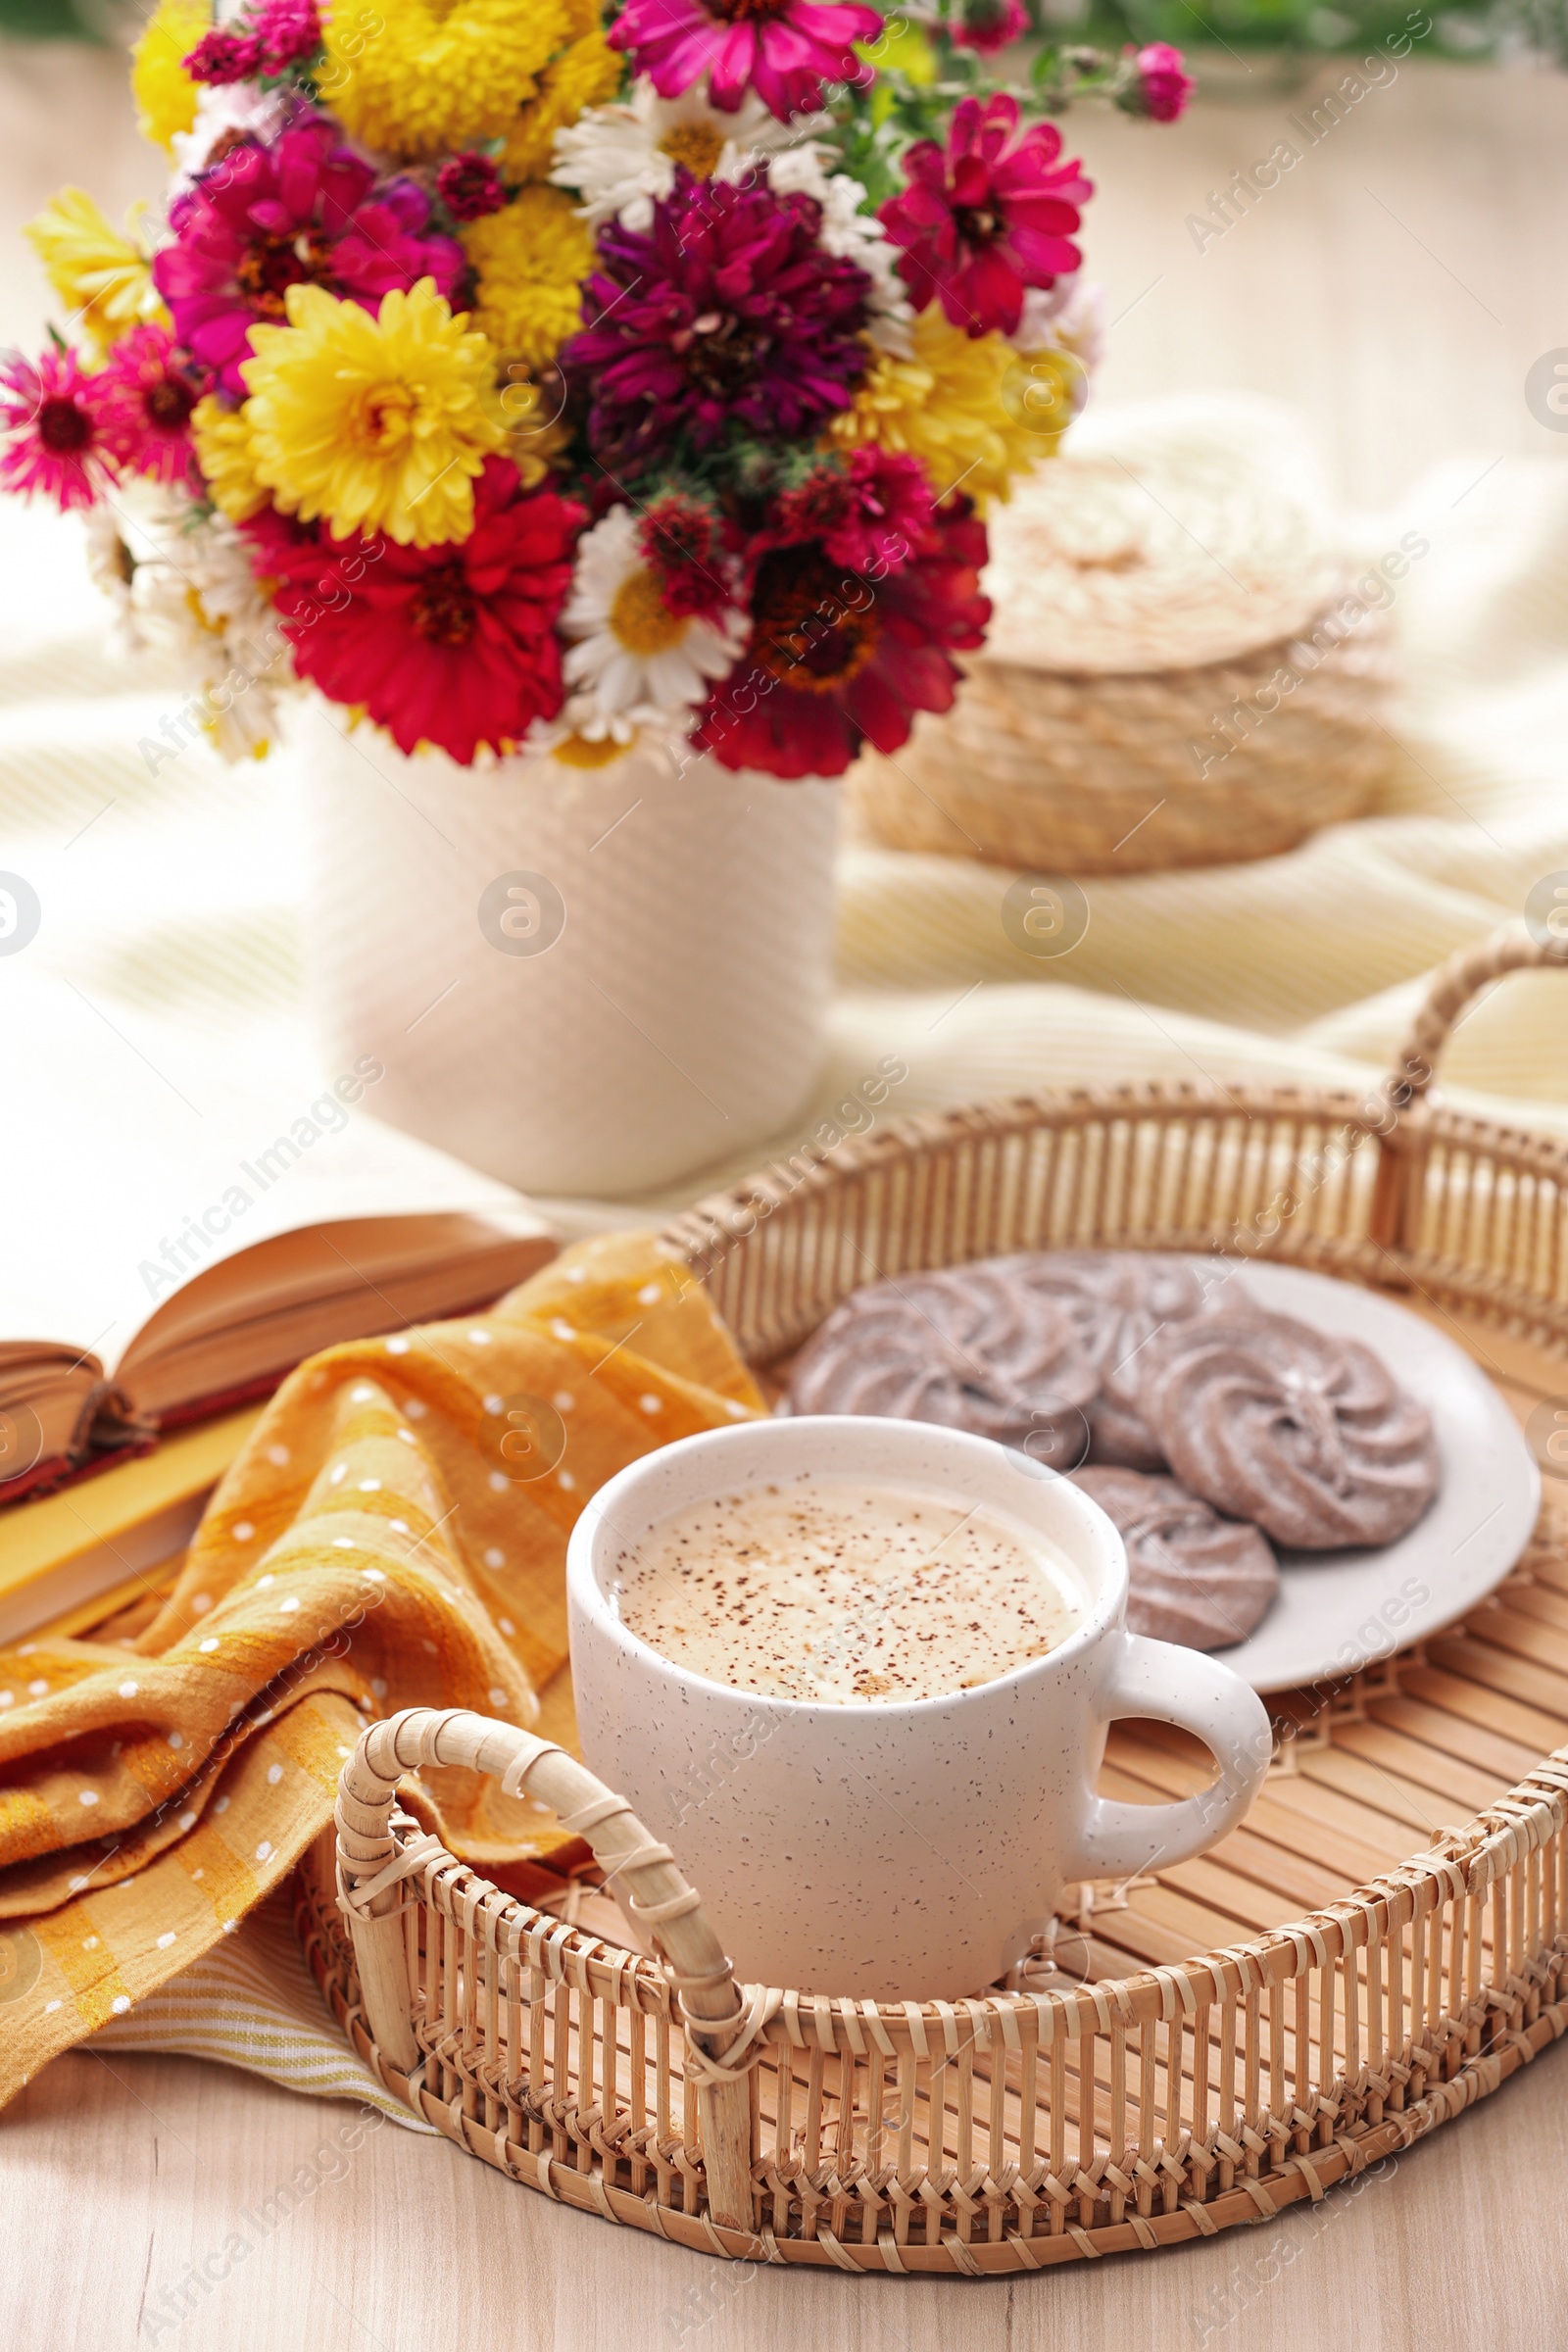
[551,82,821,231]
[83,506,148,661]
[559,506,748,737]
[122,490,288,761]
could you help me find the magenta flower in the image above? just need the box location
[0,345,113,511]
[253,0,322,73]
[879,93,1092,339]
[608,0,884,122]
[952,0,1029,54]
[185,0,319,80]
[90,323,200,485]
[153,116,465,396]
[183,27,266,84]
[1121,42,1195,123]
[562,171,872,466]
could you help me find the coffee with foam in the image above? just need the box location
[610,1474,1083,1704]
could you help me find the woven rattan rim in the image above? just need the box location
[301,923,1568,2272]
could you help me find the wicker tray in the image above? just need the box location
[297,924,1568,2275]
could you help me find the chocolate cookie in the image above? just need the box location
[1072,1465,1280,1650]
[1140,1308,1441,1550]
[1008,1251,1217,1470]
[784,1263,1099,1468]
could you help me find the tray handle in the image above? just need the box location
[335,1706,756,2232]
[1384,920,1568,1108]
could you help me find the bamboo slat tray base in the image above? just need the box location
[296,928,1568,2276]
[295,1383,1568,2274]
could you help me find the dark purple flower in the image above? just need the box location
[153,115,465,397]
[562,169,872,466]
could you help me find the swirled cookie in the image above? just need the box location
[1008,1251,1217,1469]
[783,1264,1099,1468]
[1140,1309,1440,1550]
[1072,1466,1280,1650]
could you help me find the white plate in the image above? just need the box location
[1160,1258,1539,1694]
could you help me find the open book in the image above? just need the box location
[2,972,556,1507]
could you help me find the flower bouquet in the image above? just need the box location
[8,0,1190,777]
[5,0,1190,1194]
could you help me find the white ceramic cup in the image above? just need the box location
[566,1416,1272,2001]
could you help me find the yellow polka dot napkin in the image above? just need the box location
[0,1232,763,2109]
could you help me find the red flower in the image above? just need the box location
[636,487,730,618]
[91,324,200,485]
[609,0,884,122]
[435,152,508,221]
[247,458,584,764]
[879,93,1092,338]
[694,492,990,780]
[0,344,113,512]
[765,447,934,574]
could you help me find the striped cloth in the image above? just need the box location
[87,1886,434,2129]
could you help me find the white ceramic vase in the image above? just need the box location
[295,704,841,1198]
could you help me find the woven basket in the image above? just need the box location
[298,924,1568,2276]
[850,610,1395,874]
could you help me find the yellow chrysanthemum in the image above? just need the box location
[130,0,206,155]
[825,309,1052,510]
[24,188,166,356]
[503,8,624,184]
[461,188,594,375]
[320,0,571,162]
[191,396,270,523]
[238,280,508,548]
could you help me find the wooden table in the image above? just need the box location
[4,2034,1564,2347]
[4,35,1568,2346]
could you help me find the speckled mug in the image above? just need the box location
[566,1416,1272,2001]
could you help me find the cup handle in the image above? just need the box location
[1064,1631,1272,1884]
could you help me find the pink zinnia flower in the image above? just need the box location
[0,345,113,512]
[154,116,465,396]
[695,492,991,779]
[1120,42,1195,123]
[183,28,266,84]
[952,0,1029,54]
[879,93,1092,339]
[91,323,200,485]
[563,171,872,466]
[247,459,584,765]
[254,0,321,73]
[609,0,885,122]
